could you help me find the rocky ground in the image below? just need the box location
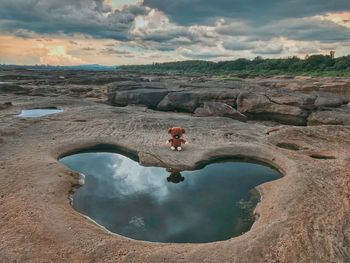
[0,69,349,262]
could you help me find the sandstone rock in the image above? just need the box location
[85,90,104,99]
[294,76,313,80]
[69,86,93,93]
[265,91,317,110]
[107,81,168,92]
[1,69,350,262]
[0,102,12,110]
[284,82,302,91]
[307,107,350,126]
[237,92,309,126]
[319,82,350,99]
[314,95,346,108]
[107,89,169,108]
[193,102,247,122]
[320,82,349,91]
[157,89,240,112]
[0,84,29,94]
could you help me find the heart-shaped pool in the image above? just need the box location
[59,148,282,243]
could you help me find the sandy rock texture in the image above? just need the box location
[0,69,349,262]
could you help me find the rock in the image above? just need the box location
[85,90,104,99]
[319,82,350,100]
[265,91,317,110]
[237,92,309,126]
[69,86,93,93]
[157,89,240,112]
[307,107,350,125]
[320,82,349,91]
[107,81,167,92]
[265,126,285,135]
[294,76,313,80]
[300,84,319,92]
[0,84,29,94]
[157,91,198,112]
[193,102,247,122]
[107,89,169,108]
[0,102,12,110]
[314,95,346,108]
[275,75,295,79]
[284,82,302,91]
[1,69,350,263]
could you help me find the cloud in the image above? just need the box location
[264,16,350,42]
[101,47,132,55]
[0,0,149,40]
[321,12,350,28]
[215,16,350,43]
[39,45,86,65]
[143,0,350,25]
[0,35,87,65]
[130,9,197,44]
[0,34,185,65]
[222,41,254,51]
[252,42,283,55]
[0,0,349,64]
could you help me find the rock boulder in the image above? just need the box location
[157,89,240,112]
[237,92,309,126]
[193,102,247,122]
[308,107,350,125]
[107,89,169,108]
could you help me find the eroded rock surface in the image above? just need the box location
[308,106,350,125]
[194,101,247,122]
[237,92,309,125]
[0,69,349,262]
[1,69,349,127]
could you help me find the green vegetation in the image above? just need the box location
[119,54,350,77]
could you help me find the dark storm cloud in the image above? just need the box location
[217,17,350,43]
[0,0,349,61]
[222,41,254,51]
[0,0,149,40]
[101,48,132,55]
[273,18,350,42]
[143,0,350,25]
[0,0,348,44]
[253,44,283,55]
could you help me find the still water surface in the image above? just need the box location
[18,108,63,117]
[60,151,282,243]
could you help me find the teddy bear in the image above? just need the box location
[166,127,187,151]
[166,168,185,183]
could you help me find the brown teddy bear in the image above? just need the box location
[166,168,185,183]
[166,127,187,151]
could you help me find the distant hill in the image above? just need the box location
[119,55,350,77]
[0,64,117,71]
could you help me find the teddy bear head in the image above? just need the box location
[168,127,185,139]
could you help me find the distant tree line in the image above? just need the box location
[119,54,350,77]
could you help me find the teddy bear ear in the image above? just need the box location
[182,128,186,134]
[168,128,172,134]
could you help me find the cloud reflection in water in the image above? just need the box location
[60,152,282,243]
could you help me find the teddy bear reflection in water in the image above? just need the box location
[166,127,187,151]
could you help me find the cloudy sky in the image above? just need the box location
[0,0,349,65]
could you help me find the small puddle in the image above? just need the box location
[59,149,282,243]
[18,108,63,118]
